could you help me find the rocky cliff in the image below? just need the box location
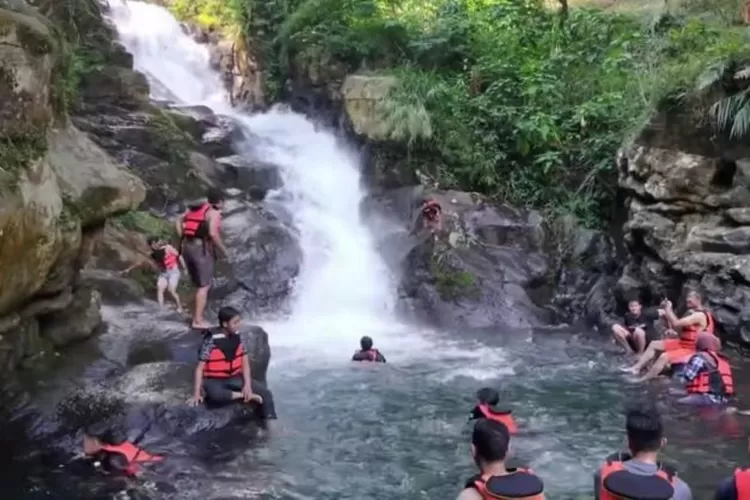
[0,3,145,369]
[617,99,750,345]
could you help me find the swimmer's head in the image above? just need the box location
[697,332,720,352]
[360,336,373,351]
[83,421,126,455]
[625,403,665,456]
[476,387,500,406]
[218,306,241,334]
[471,418,511,467]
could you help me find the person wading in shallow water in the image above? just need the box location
[176,189,228,329]
[188,306,277,420]
[621,290,715,382]
[611,296,664,355]
[593,404,691,500]
[678,332,734,406]
[457,419,545,500]
[351,336,386,363]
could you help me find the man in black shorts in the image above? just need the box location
[611,297,664,354]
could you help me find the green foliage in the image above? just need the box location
[191,0,748,225]
[0,136,48,186]
[697,57,750,138]
[430,251,477,300]
[111,211,175,241]
[169,0,240,31]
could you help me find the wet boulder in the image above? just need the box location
[364,186,552,330]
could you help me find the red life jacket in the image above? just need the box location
[679,309,715,350]
[204,333,245,379]
[182,203,211,239]
[734,467,750,499]
[151,247,178,271]
[422,200,441,220]
[598,452,675,500]
[685,351,734,397]
[466,468,544,499]
[100,442,163,477]
[365,349,380,362]
[477,403,518,435]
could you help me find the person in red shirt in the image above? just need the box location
[121,236,185,312]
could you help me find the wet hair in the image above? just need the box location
[472,418,510,463]
[360,336,373,351]
[147,236,159,245]
[84,421,126,446]
[476,387,500,406]
[207,188,225,205]
[625,403,663,454]
[625,293,641,305]
[218,306,240,327]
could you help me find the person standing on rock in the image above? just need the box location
[621,290,715,382]
[611,296,664,354]
[176,188,228,329]
[120,236,186,312]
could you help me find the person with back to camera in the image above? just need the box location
[611,296,664,354]
[469,387,518,435]
[593,403,692,500]
[457,419,545,500]
[678,331,734,406]
[187,306,277,421]
[351,336,386,363]
[714,435,750,500]
[176,188,229,329]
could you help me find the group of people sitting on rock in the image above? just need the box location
[609,291,735,406]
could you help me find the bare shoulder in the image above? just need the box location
[455,488,483,500]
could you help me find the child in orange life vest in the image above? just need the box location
[469,387,518,434]
[121,236,185,312]
[82,423,163,477]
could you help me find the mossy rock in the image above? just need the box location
[430,251,478,301]
[111,210,175,241]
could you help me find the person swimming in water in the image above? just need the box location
[469,387,518,434]
[82,422,163,477]
[457,419,544,500]
[351,336,386,363]
[678,331,734,406]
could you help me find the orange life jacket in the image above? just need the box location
[477,403,518,435]
[598,452,675,500]
[204,333,245,379]
[100,442,163,477]
[734,467,750,499]
[182,203,211,239]
[365,349,380,362]
[679,309,714,350]
[685,351,734,397]
[151,247,178,271]
[466,468,544,499]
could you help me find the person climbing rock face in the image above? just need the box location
[621,290,715,382]
[82,423,163,477]
[177,188,228,329]
[678,332,734,406]
[611,297,663,355]
[469,387,517,435]
[188,306,277,420]
[351,336,386,363]
[457,419,544,500]
[593,404,691,500]
[120,236,185,312]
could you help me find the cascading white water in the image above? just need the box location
[107,0,425,356]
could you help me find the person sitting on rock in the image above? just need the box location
[469,387,518,434]
[677,332,734,406]
[82,422,164,477]
[593,403,691,500]
[621,290,715,382]
[176,188,228,329]
[457,419,544,500]
[120,236,185,312]
[420,197,443,235]
[611,296,664,354]
[188,306,276,420]
[351,336,386,363]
